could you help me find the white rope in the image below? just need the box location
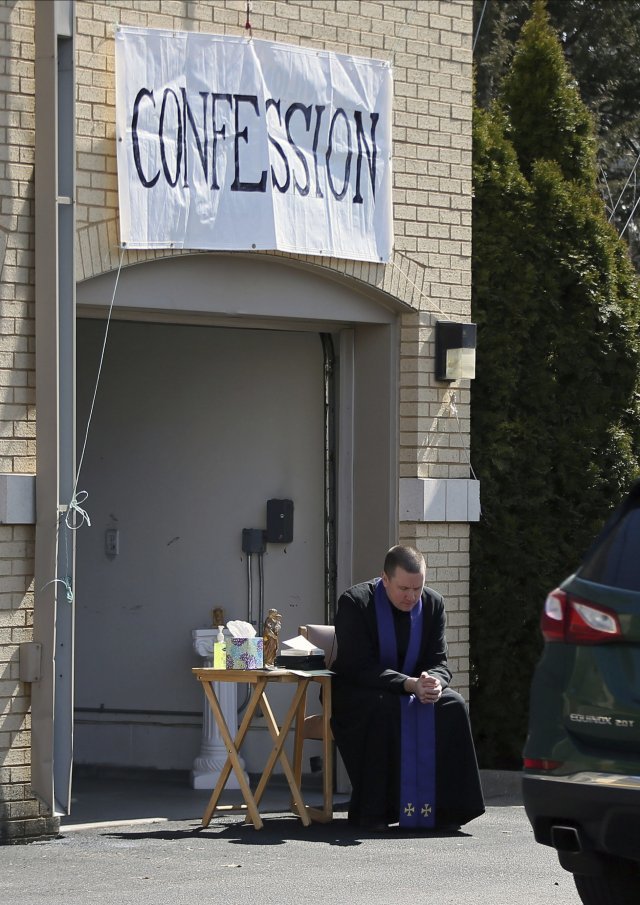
[65,489,92,530]
[389,259,449,320]
[75,245,126,489]
[448,391,479,482]
[41,246,126,602]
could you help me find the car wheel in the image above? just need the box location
[574,870,638,905]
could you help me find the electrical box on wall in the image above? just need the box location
[242,527,266,555]
[266,499,294,543]
[105,528,119,557]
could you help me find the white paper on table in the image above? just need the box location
[281,634,323,654]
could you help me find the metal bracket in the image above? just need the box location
[19,641,42,683]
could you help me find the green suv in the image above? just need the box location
[522,482,640,905]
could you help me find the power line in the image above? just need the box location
[608,148,640,222]
[619,191,640,239]
[473,0,489,53]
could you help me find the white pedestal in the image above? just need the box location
[191,628,248,790]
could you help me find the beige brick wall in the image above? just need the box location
[0,0,473,839]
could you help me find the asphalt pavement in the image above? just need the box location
[0,770,583,905]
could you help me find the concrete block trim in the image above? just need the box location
[0,474,36,524]
[399,477,480,523]
[76,223,425,316]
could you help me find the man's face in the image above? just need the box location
[382,566,425,612]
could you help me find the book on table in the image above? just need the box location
[274,635,326,669]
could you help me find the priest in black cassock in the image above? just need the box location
[331,545,485,832]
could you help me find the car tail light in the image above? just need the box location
[541,589,622,644]
[541,590,566,641]
[523,757,563,771]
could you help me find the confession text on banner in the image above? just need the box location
[115,27,393,262]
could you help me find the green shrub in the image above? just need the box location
[470,0,640,767]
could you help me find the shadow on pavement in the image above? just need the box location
[101,814,473,847]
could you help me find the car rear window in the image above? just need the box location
[580,503,640,591]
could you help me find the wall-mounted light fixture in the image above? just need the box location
[435,320,477,382]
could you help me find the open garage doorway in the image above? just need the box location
[61,254,399,821]
[73,319,326,774]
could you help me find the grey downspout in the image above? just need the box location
[32,0,76,817]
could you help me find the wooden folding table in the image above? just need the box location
[192,667,331,830]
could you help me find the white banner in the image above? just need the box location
[115,27,393,262]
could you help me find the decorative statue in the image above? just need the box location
[262,608,282,667]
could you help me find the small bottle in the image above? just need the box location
[216,625,225,644]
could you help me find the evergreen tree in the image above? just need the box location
[475,0,640,143]
[474,0,640,266]
[470,0,640,767]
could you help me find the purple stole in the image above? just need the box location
[374,578,436,829]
